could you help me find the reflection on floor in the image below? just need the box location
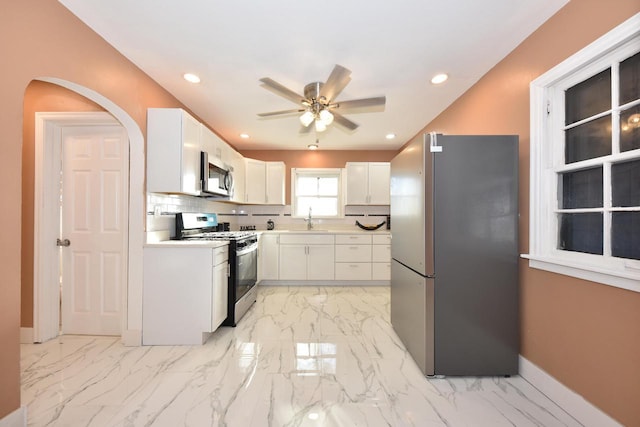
[21,286,581,426]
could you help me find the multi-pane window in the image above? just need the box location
[528,16,640,292]
[557,51,639,261]
[291,168,343,217]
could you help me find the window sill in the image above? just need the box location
[521,254,640,293]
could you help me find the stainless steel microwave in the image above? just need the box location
[200,151,233,198]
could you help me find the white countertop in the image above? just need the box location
[145,240,229,248]
[258,229,391,235]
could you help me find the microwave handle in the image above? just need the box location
[200,151,208,191]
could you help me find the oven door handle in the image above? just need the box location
[236,243,258,256]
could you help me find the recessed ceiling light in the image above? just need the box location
[183,73,201,83]
[307,143,319,150]
[431,73,448,85]
[385,133,396,140]
[239,133,250,139]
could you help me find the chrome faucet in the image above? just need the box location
[304,207,313,230]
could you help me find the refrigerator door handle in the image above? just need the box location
[429,132,442,153]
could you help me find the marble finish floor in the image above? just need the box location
[21,286,582,426]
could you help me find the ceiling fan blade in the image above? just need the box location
[257,109,304,117]
[332,111,359,131]
[335,96,386,110]
[320,65,352,102]
[259,78,306,105]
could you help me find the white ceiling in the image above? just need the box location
[59,0,567,151]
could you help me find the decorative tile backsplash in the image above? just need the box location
[146,193,390,239]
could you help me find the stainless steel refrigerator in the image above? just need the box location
[390,133,519,376]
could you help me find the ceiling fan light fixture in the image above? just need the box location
[300,110,314,127]
[316,119,327,132]
[314,119,327,132]
[307,143,319,150]
[319,109,334,125]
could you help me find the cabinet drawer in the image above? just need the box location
[372,234,391,245]
[279,234,335,245]
[372,263,391,280]
[335,245,371,262]
[335,234,372,245]
[335,263,372,280]
[213,245,229,265]
[372,244,390,262]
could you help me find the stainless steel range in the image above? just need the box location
[175,212,258,326]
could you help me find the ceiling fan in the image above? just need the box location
[257,64,386,133]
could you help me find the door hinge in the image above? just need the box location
[546,100,551,115]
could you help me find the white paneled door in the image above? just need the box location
[60,125,128,336]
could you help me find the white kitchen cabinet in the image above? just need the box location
[279,234,334,281]
[245,158,266,204]
[200,124,226,167]
[345,162,390,205]
[147,108,202,195]
[142,243,229,345]
[335,234,372,280]
[245,159,286,205]
[307,245,335,280]
[259,233,280,281]
[266,161,286,205]
[228,148,245,203]
[279,244,308,280]
[211,246,229,330]
[372,234,391,280]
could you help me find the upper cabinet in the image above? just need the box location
[345,162,390,205]
[227,149,246,204]
[200,124,226,167]
[147,108,202,195]
[244,159,285,205]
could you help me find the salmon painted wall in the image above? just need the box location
[0,0,205,419]
[240,150,397,204]
[411,1,640,425]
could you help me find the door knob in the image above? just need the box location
[56,238,71,247]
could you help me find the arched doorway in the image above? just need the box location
[30,78,144,346]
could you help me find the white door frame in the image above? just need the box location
[34,112,126,342]
[30,78,145,346]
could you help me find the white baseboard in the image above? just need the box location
[121,329,142,346]
[0,406,26,427]
[19,328,33,344]
[519,356,622,427]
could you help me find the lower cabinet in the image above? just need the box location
[142,244,228,345]
[278,234,335,280]
[372,234,391,280]
[259,233,280,281]
[212,246,229,330]
[335,234,372,280]
[258,232,391,284]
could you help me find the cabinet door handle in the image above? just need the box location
[350,246,358,250]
